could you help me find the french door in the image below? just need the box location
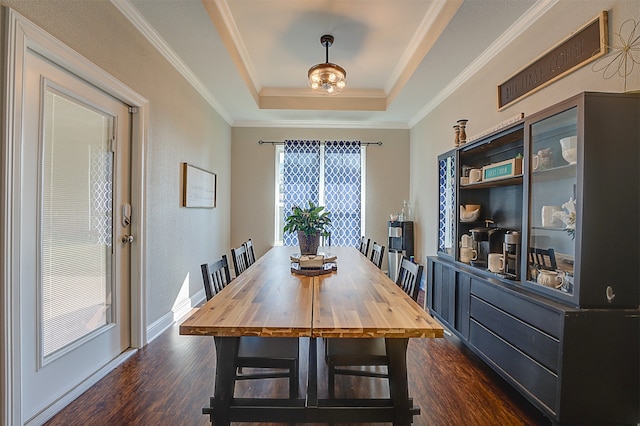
[20,48,131,421]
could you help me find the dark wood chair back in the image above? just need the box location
[529,247,557,270]
[244,239,256,266]
[231,244,250,277]
[359,236,371,257]
[201,255,232,301]
[396,257,423,302]
[370,242,385,269]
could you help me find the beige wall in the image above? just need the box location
[411,0,640,263]
[231,127,410,261]
[1,1,232,326]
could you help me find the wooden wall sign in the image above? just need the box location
[182,163,216,208]
[498,11,608,110]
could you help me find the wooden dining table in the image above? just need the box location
[180,246,443,425]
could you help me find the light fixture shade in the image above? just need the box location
[308,63,347,95]
[308,34,346,95]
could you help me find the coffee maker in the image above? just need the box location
[388,221,414,282]
[502,231,521,280]
[469,221,505,269]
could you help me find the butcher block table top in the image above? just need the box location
[179,246,313,337]
[313,246,443,338]
[180,245,443,339]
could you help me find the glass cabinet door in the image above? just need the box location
[438,151,456,257]
[527,107,577,294]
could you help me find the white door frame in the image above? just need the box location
[1,8,148,424]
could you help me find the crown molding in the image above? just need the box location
[232,119,409,130]
[408,0,559,128]
[111,0,233,125]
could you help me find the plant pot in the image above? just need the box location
[297,231,320,255]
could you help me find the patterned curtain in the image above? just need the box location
[324,141,361,247]
[283,140,321,246]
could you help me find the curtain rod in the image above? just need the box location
[258,140,383,146]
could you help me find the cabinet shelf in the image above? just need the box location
[459,220,485,225]
[532,163,576,181]
[460,175,522,189]
[531,226,566,231]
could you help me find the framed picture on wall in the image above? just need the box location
[182,162,216,208]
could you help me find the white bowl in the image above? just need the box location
[560,136,577,164]
[460,206,480,222]
[562,147,577,164]
[559,136,577,150]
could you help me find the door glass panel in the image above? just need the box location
[527,107,577,294]
[41,88,114,360]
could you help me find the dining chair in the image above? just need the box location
[359,236,371,257]
[201,257,300,398]
[244,238,256,266]
[325,256,423,398]
[230,244,250,277]
[369,242,385,269]
[529,247,557,270]
[201,255,232,300]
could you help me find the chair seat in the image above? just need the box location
[326,338,386,360]
[238,336,299,363]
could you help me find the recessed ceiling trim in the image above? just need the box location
[112,0,233,125]
[385,0,463,101]
[259,94,386,111]
[201,0,260,104]
[260,87,386,98]
[408,0,559,128]
[205,0,460,113]
[233,119,409,130]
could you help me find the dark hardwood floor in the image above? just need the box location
[45,308,551,426]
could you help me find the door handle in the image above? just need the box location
[121,235,134,244]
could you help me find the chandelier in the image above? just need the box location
[308,35,346,95]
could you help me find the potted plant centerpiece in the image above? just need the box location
[284,201,331,255]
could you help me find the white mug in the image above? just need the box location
[460,247,477,264]
[469,168,483,183]
[537,270,564,288]
[541,206,561,227]
[487,253,504,273]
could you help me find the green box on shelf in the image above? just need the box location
[482,158,522,182]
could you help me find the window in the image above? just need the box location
[275,140,365,246]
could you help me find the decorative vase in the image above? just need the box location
[297,231,320,255]
[457,119,468,144]
[453,124,460,147]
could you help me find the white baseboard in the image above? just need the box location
[146,289,206,342]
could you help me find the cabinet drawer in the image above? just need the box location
[470,295,559,373]
[470,319,558,414]
[471,278,562,338]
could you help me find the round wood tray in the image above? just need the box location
[291,262,337,276]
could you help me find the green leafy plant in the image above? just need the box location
[284,201,331,237]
